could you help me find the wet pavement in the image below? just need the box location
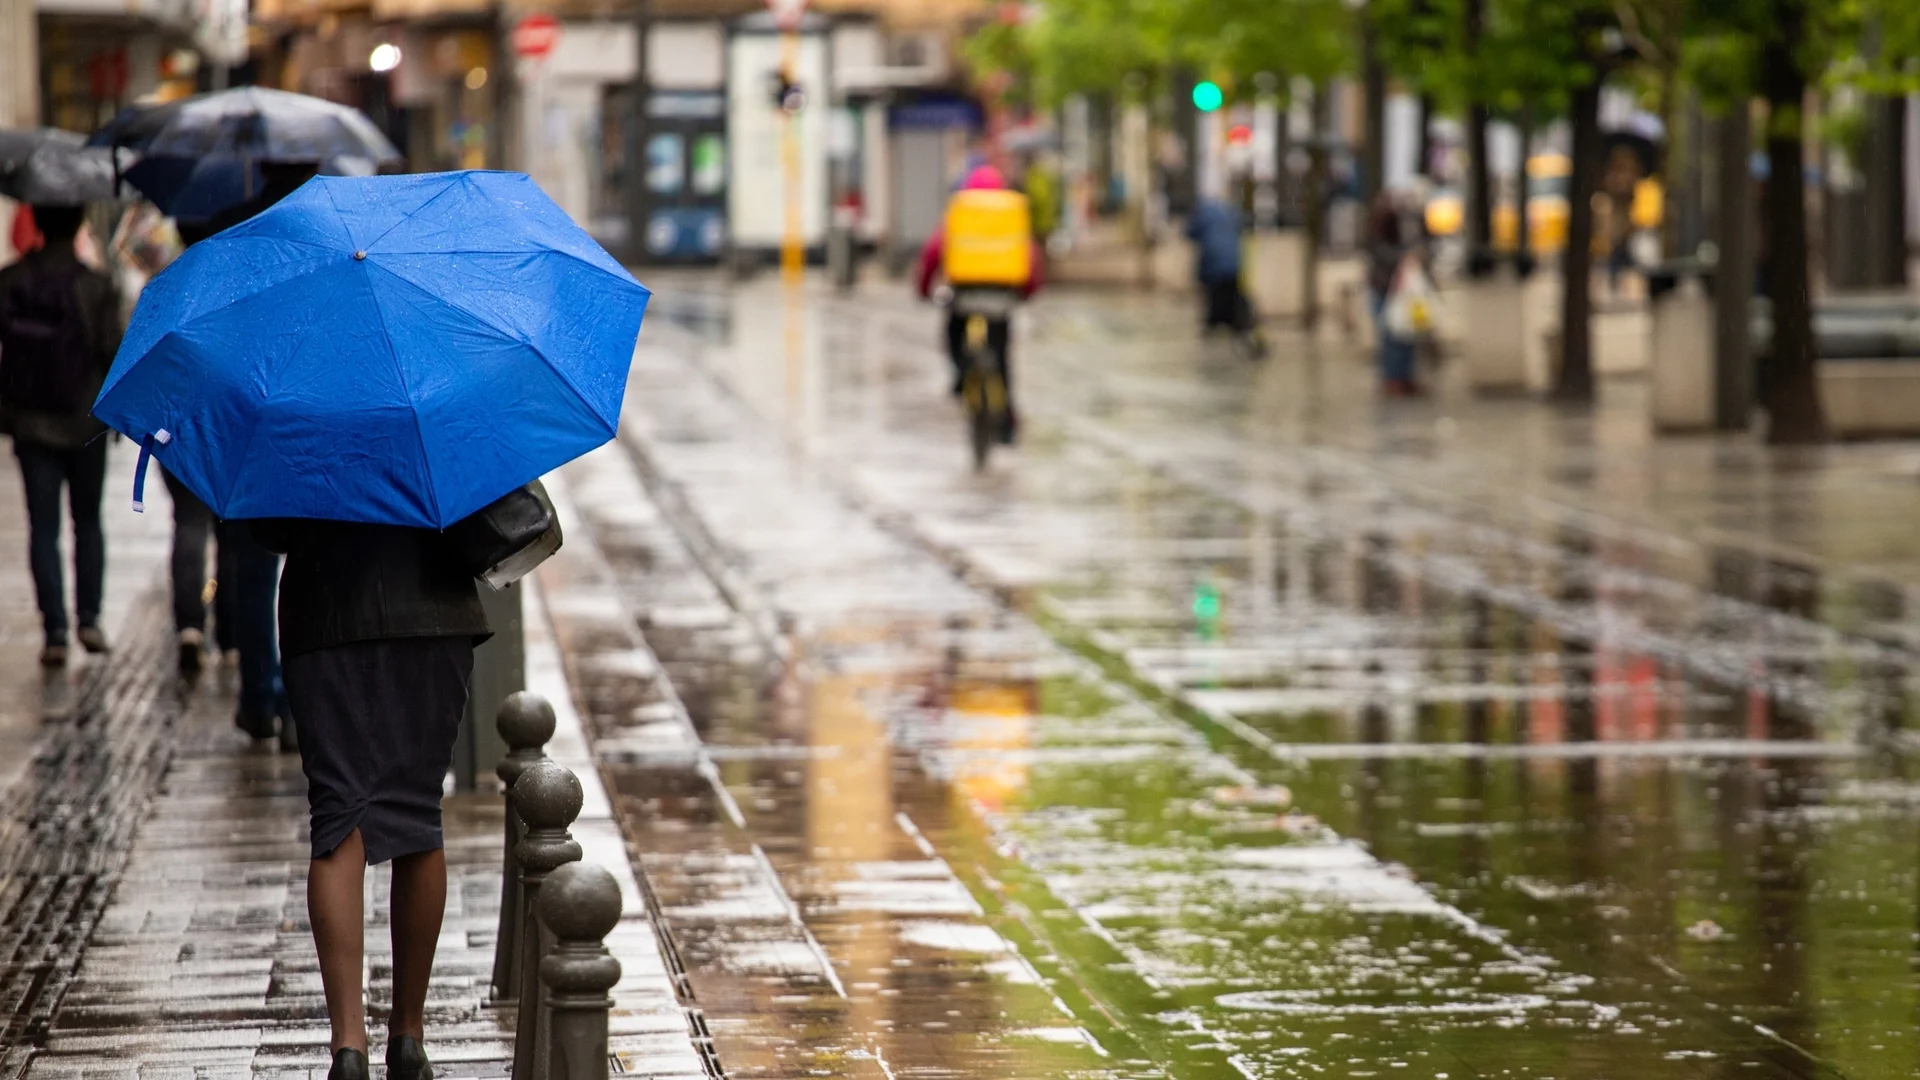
[537,272,1920,1080]
[0,439,172,796]
[1,556,706,1078]
[11,272,1920,1080]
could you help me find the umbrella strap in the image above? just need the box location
[130,429,171,513]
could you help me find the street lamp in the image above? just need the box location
[370,43,402,72]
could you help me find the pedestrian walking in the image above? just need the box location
[170,161,322,744]
[0,205,122,667]
[252,519,490,1080]
[1365,191,1421,396]
[1186,198,1266,358]
[93,170,648,1080]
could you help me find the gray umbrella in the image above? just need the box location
[0,127,84,174]
[0,140,135,205]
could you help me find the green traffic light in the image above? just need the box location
[1192,81,1223,112]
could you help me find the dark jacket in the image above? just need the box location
[1185,200,1243,284]
[0,246,122,450]
[253,519,491,659]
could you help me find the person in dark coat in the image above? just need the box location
[251,518,490,1080]
[0,205,123,667]
[175,162,322,742]
[1185,199,1265,355]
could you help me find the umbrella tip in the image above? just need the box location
[354,250,367,260]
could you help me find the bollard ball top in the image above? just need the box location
[496,691,557,750]
[538,861,624,942]
[512,760,583,829]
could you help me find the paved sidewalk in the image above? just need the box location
[11,584,708,1079]
[0,436,172,797]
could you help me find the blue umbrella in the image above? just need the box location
[93,170,651,529]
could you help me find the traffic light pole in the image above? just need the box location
[780,27,803,285]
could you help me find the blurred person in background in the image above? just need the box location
[916,164,1044,439]
[0,205,123,666]
[173,161,324,747]
[1186,197,1266,358]
[1365,190,1420,395]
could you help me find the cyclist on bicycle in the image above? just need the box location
[915,164,1043,440]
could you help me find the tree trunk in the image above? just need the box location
[1865,93,1909,287]
[1302,82,1330,328]
[1361,18,1386,206]
[1712,101,1755,431]
[1517,108,1534,259]
[1416,94,1434,180]
[1466,104,1491,252]
[1758,7,1825,444]
[1303,144,1327,329]
[1556,74,1603,401]
[1463,0,1492,256]
[1655,63,1680,259]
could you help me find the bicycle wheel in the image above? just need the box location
[967,366,994,471]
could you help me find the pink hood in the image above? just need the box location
[961,165,1006,191]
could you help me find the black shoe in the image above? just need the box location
[386,1035,433,1080]
[234,708,276,740]
[328,1048,370,1080]
[178,629,205,677]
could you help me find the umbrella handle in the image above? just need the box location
[130,429,171,512]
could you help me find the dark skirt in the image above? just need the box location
[284,636,475,864]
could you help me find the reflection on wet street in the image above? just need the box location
[554,276,1920,1079]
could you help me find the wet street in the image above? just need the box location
[10,272,1920,1080]
[547,272,1920,1080]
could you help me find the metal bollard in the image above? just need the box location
[512,761,584,1080]
[537,862,623,1080]
[492,691,557,1003]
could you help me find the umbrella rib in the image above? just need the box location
[373,245,639,294]
[159,249,342,345]
[363,258,619,435]
[214,271,350,514]
[341,174,470,255]
[359,263,444,527]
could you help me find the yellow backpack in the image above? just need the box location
[943,189,1032,287]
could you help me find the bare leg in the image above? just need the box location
[309,828,369,1054]
[388,847,447,1041]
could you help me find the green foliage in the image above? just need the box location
[985,0,1356,106]
[962,18,1036,109]
[1019,0,1184,105]
[985,0,1920,114]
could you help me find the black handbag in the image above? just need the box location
[445,479,563,590]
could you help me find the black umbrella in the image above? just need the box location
[0,139,133,205]
[88,87,399,164]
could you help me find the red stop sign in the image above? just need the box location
[512,14,560,59]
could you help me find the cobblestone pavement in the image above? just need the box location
[0,438,172,796]
[534,272,1920,1080]
[0,473,707,1078]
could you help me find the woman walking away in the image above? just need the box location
[252,519,490,1080]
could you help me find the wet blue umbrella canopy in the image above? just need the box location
[92,170,651,529]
